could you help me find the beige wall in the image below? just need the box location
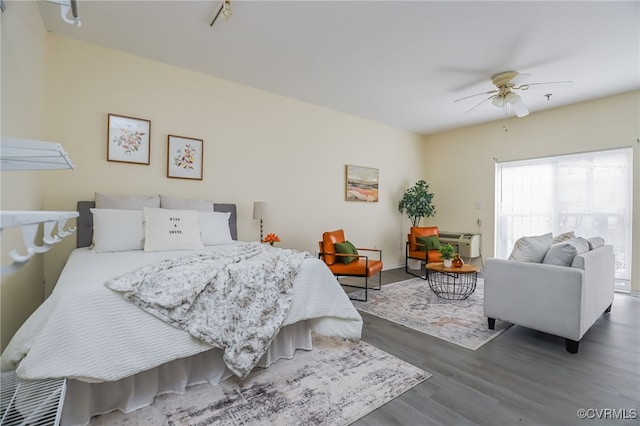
[423,90,640,292]
[39,34,426,295]
[0,1,49,350]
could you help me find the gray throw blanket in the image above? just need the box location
[105,243,308,378]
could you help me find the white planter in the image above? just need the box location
[408,259,422,270]
[443,258,453,268]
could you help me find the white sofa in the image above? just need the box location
[484,243,615,353]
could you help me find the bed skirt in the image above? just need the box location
[62,321,312,425]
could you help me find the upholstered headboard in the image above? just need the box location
[76,201,238,248]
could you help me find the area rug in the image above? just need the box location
[351,277,511,350]
[90,335,430,425]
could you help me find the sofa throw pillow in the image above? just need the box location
[552,231,575,244]
[542,237,590,267]
[416,235,441,251]
[90,208,144,252]
[334,240,359,264]
[508,233,553,263]
[143,207,204,252]
[587,237,605,250]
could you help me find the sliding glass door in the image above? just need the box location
[495,147,633,292]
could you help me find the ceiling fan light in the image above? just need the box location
[492,97,505,107]
[505,92,520,104]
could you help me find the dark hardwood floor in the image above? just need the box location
[342,268,640,426]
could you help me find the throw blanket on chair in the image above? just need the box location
[105,242,308,378]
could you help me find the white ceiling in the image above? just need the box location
[36,0,640,135]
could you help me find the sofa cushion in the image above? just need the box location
[587,237,605,250]
[416,235,440,251]
[334,240,359,264]
[508,233,553,263]
[552,231,575,244]
[542,237,590,266]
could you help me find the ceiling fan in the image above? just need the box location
[454,71,573,118]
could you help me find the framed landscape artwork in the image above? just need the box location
[345,165,379,202]
[167,135,203,180]
[107,113,151,164]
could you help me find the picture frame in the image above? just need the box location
[167,135,203,180]
[107,113,151,164]
[345,165,379,202]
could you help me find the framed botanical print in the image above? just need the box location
[167,135,203,180]
[107,113,151,164]
[345,165,379,202]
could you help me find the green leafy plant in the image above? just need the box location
[398,180,436,227]
[439,243,456,260]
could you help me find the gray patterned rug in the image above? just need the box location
[351,277,511,350]
[90,335,430,425]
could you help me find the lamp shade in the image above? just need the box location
[252,202,269,220]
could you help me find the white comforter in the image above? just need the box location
[1,242,362,383]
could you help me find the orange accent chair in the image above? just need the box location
[406,226,442,279]
[318,229,383,302]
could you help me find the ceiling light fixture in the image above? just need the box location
[210,0,232,27]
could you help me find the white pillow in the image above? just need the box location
[199,211,232,245]
[508,233,553,263]
[143,207,204,252]
[90,208,144,252]
[160,195,214,211]
[95,193,160,210]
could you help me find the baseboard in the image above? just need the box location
[630,290,640,298]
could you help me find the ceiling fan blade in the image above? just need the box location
[464,95,496,115]
[517,81,574,90]
[512,100,530,118]
[510,73,532,85]
[454,89,498,103]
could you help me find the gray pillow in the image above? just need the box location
[552,231,575,244]
[95,193,160,210]
[542,237,590,266]
[508,233,553,263]
[160,195,214,211]
[587,237,605,250]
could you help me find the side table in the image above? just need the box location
[426,262,480,300]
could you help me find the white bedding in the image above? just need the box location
[1,242,363,383]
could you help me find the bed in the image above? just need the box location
[1,196,363,425]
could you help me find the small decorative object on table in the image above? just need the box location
[452,254,464,268]
[439,243,456,268]
[262,233,280,246]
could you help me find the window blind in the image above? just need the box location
[495,147,633,286]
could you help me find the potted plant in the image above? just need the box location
[439,243,456,267]
[398,180,436,227]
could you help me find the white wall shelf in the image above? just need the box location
[0,138,75,171]
[1,138,77,275]
[0,211,79,276]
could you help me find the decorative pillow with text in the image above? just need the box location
[143,207,204,252]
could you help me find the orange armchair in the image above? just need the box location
[406,226,442,279]
[318,229,383,302]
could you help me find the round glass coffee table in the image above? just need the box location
[425,262,480,300]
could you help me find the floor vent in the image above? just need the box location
[1,371,66,426]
